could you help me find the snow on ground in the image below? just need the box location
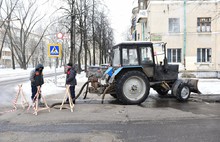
[14,71,88,103]
[0,67,64,82]
[197,79,220,95]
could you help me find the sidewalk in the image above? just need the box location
[191,94,220,103]
[191,79,220,103]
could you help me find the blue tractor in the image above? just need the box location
[87,41,200,105]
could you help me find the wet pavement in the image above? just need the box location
[191,94,220,103]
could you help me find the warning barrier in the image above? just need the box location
[0,84,29,114]
[60,85,74,112]
[13,84,29,109]
[27,86,50,115]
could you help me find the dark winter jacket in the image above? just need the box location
[66,67,77,86]
[30,64,44,86]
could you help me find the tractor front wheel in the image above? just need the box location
[175,83,191,102]
[116,71,150,105]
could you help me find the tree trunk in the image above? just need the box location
[84,0,88,72]
[77,0,83,73]
[69,1,75,64]
[92,0,95,65]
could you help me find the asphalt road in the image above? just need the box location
[0,92,220,142]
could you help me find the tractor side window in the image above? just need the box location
[122,48,138,65]
[112,47,120,66]
[141,47,153,64]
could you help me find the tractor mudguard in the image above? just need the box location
[109,66,143,83]
[103,67,114,77]
[109,67,123,83]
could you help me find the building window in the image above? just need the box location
[167,49,181,63]
[169,18,180,33]
[139,1,144,10]
[197,17,211,32]
[197,48,211,62]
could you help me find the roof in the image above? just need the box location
[113,41,153,47]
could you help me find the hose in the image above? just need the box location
[101,85,111,104]
[50,81,90,108]
[83,82,89,99]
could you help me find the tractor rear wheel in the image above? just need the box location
[116,71,150,105]
[110,94,117,98]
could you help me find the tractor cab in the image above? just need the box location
[110,41,178,82]
[85,41,200,105]
[110,41,154,81]
[112,41,154,67]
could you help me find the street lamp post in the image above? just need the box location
[183,0,187,70]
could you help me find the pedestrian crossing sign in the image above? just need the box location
[48,44,62,58]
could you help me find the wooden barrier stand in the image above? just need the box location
[13,84,29,110]
[32,86,50,115]
[60,85,74,112]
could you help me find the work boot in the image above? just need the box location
[66,99,69,104]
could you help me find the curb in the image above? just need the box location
[191,94,220,103]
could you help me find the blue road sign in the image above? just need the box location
[48,44,62,58]
[50,46,59,55]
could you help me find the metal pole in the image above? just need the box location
[142,23,145,41]
[183,0,186,70]
[54,58,57,86]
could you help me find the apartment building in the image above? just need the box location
[131,0,220,77]
[0,47,11,68]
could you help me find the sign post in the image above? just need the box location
[48,44,62,85]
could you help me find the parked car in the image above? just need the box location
[86,65,102,78]
[100,64,110,74]
[86,64,110,78]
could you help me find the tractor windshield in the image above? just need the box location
[112,47,120,66]
[122,48,138,65]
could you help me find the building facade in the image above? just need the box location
[131,0,220,76]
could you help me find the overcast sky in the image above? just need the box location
[103,0,135,43]
[41,0,135,43]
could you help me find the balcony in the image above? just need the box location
[137,10,148,23]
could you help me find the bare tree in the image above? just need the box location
[0,0,19,60]
[58,0,114,70]
[92,0,96,65]
[7,0,51,69]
